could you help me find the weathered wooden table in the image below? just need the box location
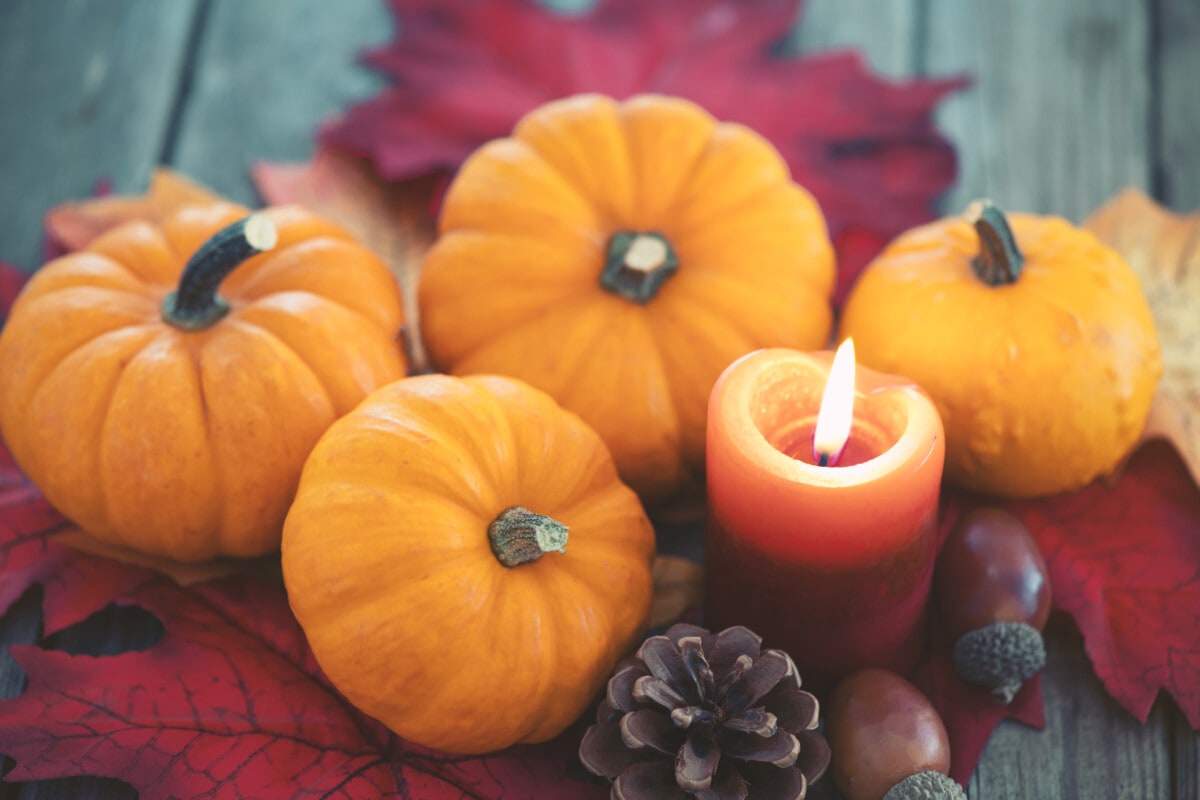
[1,1,1197,798]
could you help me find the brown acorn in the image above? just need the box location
[827,669,964,800]
[936,507,1052,702]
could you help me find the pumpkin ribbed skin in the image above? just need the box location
[839,211,1161,497]
[419,93,836,501]
[0,202,407,561]
[281,374,656,754]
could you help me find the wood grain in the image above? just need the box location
[1156,0,1200,211]
[1172,701,1200,800]
[968,617,1172,799]
[0,0,199,271]
[168,0,391,204]
[925,0,1152,221]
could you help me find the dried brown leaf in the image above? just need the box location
[1084,188,1200,487]
[252,149,438,371]
[44,168,222,254]
[649,555,702,629]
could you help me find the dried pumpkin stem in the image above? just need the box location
[488,506,569,568]
[966,200,1023,286]
[600,231,679,303]
[161,214,278,331]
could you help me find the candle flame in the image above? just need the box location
[813,338,856,466]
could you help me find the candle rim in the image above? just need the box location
[715,347,940,488]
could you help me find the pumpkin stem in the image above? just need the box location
[161,214,278,331]
[488,506,569,568]
[600,231,679,303]
[967,200,1023,286]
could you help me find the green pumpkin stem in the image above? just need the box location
[600,231,679,303]
[967,200,1023,286]
[488,506,569,568]
[161,214,278,331]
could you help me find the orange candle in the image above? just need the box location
[704,343,945,695]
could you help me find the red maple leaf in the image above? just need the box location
[1003,441,1200,728]
[0,574,606,799]
[321,0,966,301]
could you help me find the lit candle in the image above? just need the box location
[704,343,945,695]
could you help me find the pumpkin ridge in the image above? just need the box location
[517,144,612,227]
[224,241,402,332]
[18,325,161,540]
[16,253,157,303]
[669,178,789,243]
[230,293,405,415]
[617,97,717,224]
[441,292,603,384]
[218,316,338,421]
[92,329,173,549]
[245,287,396,344]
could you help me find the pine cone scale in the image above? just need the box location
[581,624,829,799]
[676,735,722,791]
[622,709,686,754]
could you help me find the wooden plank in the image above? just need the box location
[0,0,200,271]
[0,2,197,797]
[789,0,920,78]
[168,0,391,204]
[1156,0,1200,211]
[968,617,1173,798]
[920,3,1171,792]
[1174,702,1199,800]
[925,0,1152,220]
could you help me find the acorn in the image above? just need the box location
[936,507,1051,702]
[827,669,965,800]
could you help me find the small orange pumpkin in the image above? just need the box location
[839,201,1161,497]
[419,93,836,502]
[281,374,656,754]
[0,202,407,561]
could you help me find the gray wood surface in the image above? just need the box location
[1,0,1198,798]
[925,0,1152,221]
[0,0,200,271]
[170,0,390,205]
[1157,0,1200,211]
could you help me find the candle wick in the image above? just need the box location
[818,451,831,467]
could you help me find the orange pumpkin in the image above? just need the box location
[839,201,1161,497]
[419,93,836,502]
[281,374,656,754]
[0,202,407,561]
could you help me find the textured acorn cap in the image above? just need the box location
[882,770,967,800]
[952,620,1046,703]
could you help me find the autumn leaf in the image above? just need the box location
[0,433,606,799]
[320,0,965,301]
[1001,441,1200,728]
[0,576,606,800]
[648,555,703,629]
[0,262,24,326]
[43,168,221,258]
[252,150,438,370]
[1084,188,1200,489]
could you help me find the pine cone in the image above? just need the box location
[579,623,830,800]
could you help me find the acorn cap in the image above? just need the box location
[882,770,967,800]
[952,620,1046,703]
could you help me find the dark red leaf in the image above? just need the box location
[1003,441,1200,728]
[0,440,153,635]
[321,0,966,301]
[0,568,607,799]
[0,262,26,326]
